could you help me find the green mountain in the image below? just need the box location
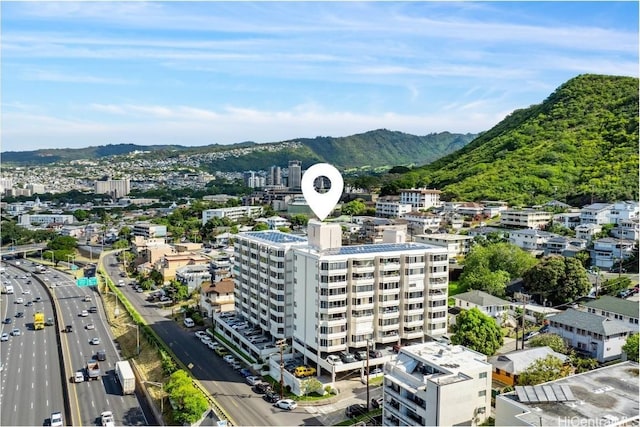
[389,74,639,206]
[0,130,476,171]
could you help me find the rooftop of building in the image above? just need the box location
[415,233,474,241]
[322,242,440,256]
[488,346,568,375]
[453,289,511,307]
[581,296,639,319]
[548,308,636,336]
[387,342,490,388]
[499,361,639,426]
[581,202,614,211]
[241,230,308,244]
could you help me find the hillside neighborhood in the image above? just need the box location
[1,164,638,426]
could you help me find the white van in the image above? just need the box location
[183,318,195,328]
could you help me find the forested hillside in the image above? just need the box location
[385,74,639,205]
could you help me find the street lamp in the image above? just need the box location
[44,250,55,265]
[123,322,140,356]
[276,339,286,400]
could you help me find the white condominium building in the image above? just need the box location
[500,209,552,229]
[383,342,492,427]
[399,188,442,210]
[293,221,448,363]
[95,178,130,197]
[202,206,263,225]
[375,200,413,218]
[233,231,308,339]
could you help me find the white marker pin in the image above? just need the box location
[301,163,344,221]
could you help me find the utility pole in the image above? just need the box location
[276,339,286,400]
[366,339,371,411]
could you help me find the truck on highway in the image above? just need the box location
[115,360,135,395]
[86,359,101,380]
[33,312,45,330]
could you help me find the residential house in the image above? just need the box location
[579,296,639,326]
[360,218,408,243]
[414,233,474,259]
[132,222,167,238]
[612,218,639,241]
[488,346,568,387]
[201,277,235,317]
[500,209,552,229]
[508,229,555,254]
[589,237,635,270]
[542,236,587,257]
[575,223,602,242]
[609,201,639,224]
[175,264,211,293]
[158,252,210,283]
[452,290,511,324]
[580,203,613,225]
[403,211,443,236]
[552,212,582,229]
[375,198,413,219]
[547,308,636,362]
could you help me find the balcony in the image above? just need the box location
[377,323,400,332]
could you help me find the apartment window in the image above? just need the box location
[479,372,487,379]
[478,390,486,397]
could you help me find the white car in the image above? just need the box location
[1,333,8,342]
[326,355,343,365]
[245,375,263,386]
[80,310,89,317]
[15,297,24,304]
[223,354,236,364]
[22,289,31,295]
[85,323,95,330]
[51,411,63,427]
[11,328,21,336]
[200,336,212,344]
[90,337,100,345]
[194,331,207,339]
[274,399,297,410]
[207,341,219,350]
[74,371,85,383]
[101,410,115,427]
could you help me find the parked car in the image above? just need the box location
[195,330,207,339]
[274,399,297,410]
[264,390,280,403]
[252,382,272,394]
[207,341,219,350]
[223,354,236,364]
[345,403,369,418]
[524,331,539,341]
[326,355,343,365]
[200,336,212,344]
[214,347,228,357]
[369,349,383,358]
[539,325,550,334]
[293,366,317,378]
[239,368,252,378]
[340,351,356,363]
[354,350,368,361]
[246,376,263,386]
[371,397,384,409]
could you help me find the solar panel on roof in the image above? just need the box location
[515,385,576,403]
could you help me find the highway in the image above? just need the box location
[0,262,65,426]
[102,253,322,427]
[46,265,147,426]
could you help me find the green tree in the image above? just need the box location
[451,307,503,356]
[342,199,367,216]
[527,334,568,354]
[290,214,309,229]
[599,276,632,296]
[300,378,324,396]
[460,243,537,296]
[165,370,208,424]
[517,355,572,386]
[252,222,269,231]
[522,256,591,305]
[72,209,89,222]
[112,239,130,250]
[622,334,639,362]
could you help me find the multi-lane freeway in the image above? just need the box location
[1,259,148,426]
[0,263,65,426]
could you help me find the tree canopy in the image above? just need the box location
[622,334,639,362]
[460,242,538,296]
[517,355,572,386]
[165,370,208,424]
[451,307,504,356]
[522,256,591,305]
[527,334,568,354]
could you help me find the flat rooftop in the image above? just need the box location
[501,361,639,426]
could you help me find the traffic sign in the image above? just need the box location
[76,277,97,287]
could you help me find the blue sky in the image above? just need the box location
[2,1,638,152]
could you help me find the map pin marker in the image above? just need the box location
[301,163,344,221]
